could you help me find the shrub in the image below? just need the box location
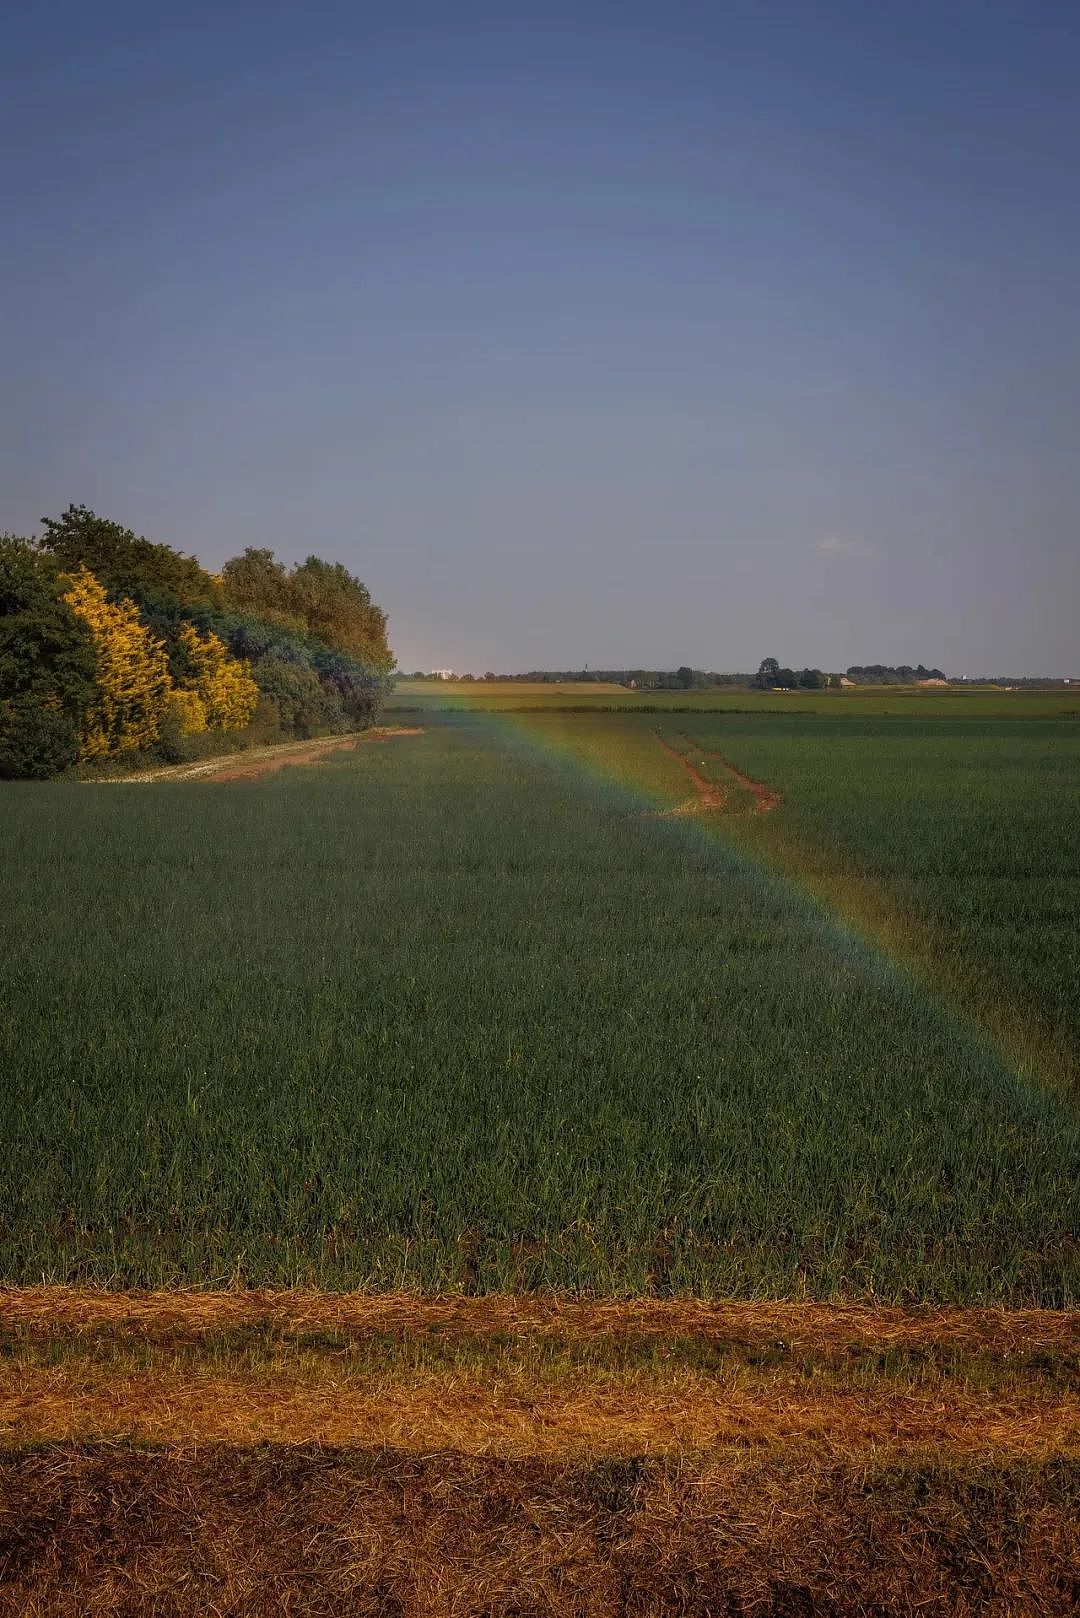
[0,538,98,779]
[253,658,344,737]
[0,696,84,780]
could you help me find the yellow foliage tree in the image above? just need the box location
[177,622,258,732]
[64,569,173,759]
[168,686,208,736]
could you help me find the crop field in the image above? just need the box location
[392,675,1080,717]
[2,688,1079,1612]
[2,700,1078,1300]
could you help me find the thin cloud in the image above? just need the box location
[817,534,860,556]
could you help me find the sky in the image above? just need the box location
[2,1,1078,675]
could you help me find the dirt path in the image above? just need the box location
[650,730,781,816]
[677,733,782,812]
[107,727,422,784]
[650,731,727,814]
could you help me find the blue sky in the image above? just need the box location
[3,1,1077,673]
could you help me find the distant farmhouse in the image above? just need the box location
[430,669,456,680]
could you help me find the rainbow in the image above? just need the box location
[424,700,1077,1123]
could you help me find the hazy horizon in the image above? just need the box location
[3,2,1078,676]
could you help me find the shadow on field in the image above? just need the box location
[1,1445,1077,1617]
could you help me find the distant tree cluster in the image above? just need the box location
[752,657,947,690]
[752,658,827,690]
[844,663,946,684]
[472,668,754,689]
[1,506,393,779]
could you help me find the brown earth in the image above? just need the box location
[650,731,727,814]
[677,733,782,813]
[1,1445,1077,1617]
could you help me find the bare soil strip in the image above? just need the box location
[2,1445,1077,1617]
[651,731,727,813]
[107,727,422,784]
[677,732,782,812]
[4,1288,1074,1356]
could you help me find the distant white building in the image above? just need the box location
[430,669,455,680]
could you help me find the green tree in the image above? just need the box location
[0,538,98,778]
[218,547,298,627]
[220,548,394,673]
[251,658,344,737]
[755,656,780,690]
[289,555,393,672]
[38,505,219,608]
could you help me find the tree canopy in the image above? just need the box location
[0,538,98,778]
[38,505,220,609]
[219,548,393,673]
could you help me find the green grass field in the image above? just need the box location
[1,692,1077,1301]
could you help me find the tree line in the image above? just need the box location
[409,668,758,689]
[1,506,393,779]
[754,658,946,690]
[407,663,948,691]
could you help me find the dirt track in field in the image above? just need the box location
[649,730,782,815]
[205,726,422,781]
[676,732,782,813]
[109,726,423,784]
[650,731,727,813]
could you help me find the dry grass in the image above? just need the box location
[2,1290,1077,1462]
[2,1292,1077,1611]
[1,1359,1077,1460]
[3,1287,1076,1357]
[1,1444,1078,1616]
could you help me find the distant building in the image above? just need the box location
[839,676,856,688]
[430,669,455,680]
[917,677,948,686]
